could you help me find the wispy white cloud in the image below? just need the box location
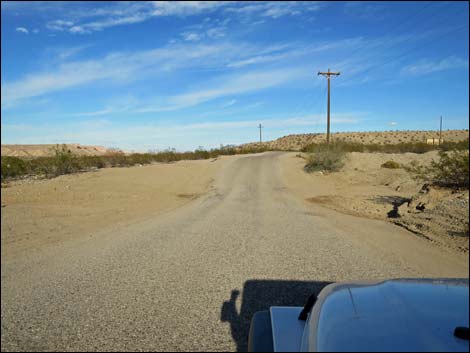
[206,26,226,39]
[41,2,228,34]
[401,56,469,76]
[56,44,92,60]
[151,1,229,17]
[1,41,315,108]
[222,99,237,108]
[181,31,202,42]
[134,67,305,112]
[72,96,138,117]
[228,39,365,69]
[1,43,231,106]
[342,1,386,21]
[69,26,90,34]
[225,2,323,19]
[46,19,74,31]
[39,1,322,34]
[15,27,29,34]
[178,19,228,43]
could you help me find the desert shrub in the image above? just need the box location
[0,144,273,181]
[193,148,211,160]
[302,141,364,153]
[380,142,433,154]
[304,144,346,172]
[51,144,81,176]
[440,139,469,151]
[381,160,401,169]
[28,157,55,176]
[78,156,106,169]
[127,153,153,165]
[428,150,469,188]
[405,150,469,188]
[1,156,28,180]
[103,151,129,167]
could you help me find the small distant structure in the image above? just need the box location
[426,138,443,145]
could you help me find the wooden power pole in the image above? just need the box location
[258,123,263,144]
[318,68,340,144]
[439,116,442,146]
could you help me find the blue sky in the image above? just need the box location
[1,1,469,151]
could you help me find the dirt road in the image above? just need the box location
[1,152,468,352]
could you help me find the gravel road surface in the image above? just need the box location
[2,152,467,351]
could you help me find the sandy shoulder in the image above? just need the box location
[279,151,469,254]
[1,157,229,258]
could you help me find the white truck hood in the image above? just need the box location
[300,278,469,352]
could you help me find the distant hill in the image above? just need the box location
[242,129,469,151]
[1,144,119,158]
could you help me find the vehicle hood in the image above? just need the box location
[303,278,469,352]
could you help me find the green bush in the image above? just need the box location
[440,139,469,151]
[304,144,346,172]
[51,144,80,176]
[429,150,469,188]
[381,160,401,169]
[28,157,54,176]
[78,155,106,169]
[1,156,28,180]
[405,150,469,189]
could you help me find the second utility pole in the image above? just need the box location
[258,123,263,144]
[439,115,443,146]
[318,68,340,144]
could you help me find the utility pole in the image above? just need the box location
[258,123,263,144]
[439,115,442,146]
[318,68,340,144]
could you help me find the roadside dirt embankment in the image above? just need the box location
[280,151,469,254]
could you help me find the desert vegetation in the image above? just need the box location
[381,160,401,169]
[242,129,469,151]
[302,139,468,174]
[303,144,346,172]
[1,144,270,181]
[301,139,469,154]
[405,150,469,189]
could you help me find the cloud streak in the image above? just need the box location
[401,56,468,76]
[133,67,305,113]
[16,27,29,34]
[1,40,327,108]
[39,1,322,34]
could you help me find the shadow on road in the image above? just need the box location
[220,279,332,352]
